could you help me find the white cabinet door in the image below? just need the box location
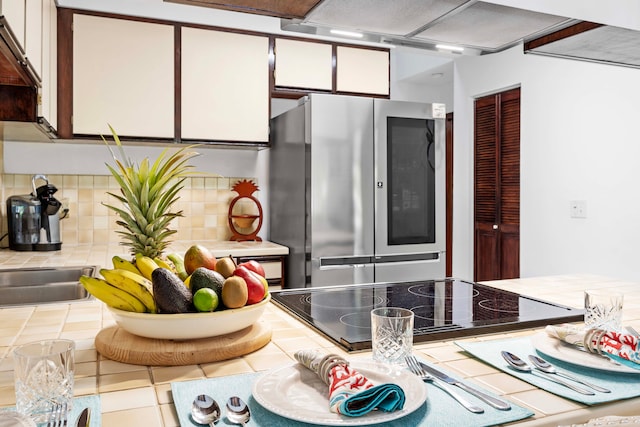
[73,15,174,137]
[2,0,26,50]
[24,0,42,80]
[274,38,332,90]
[336,46,389,96]
[181,27,269,142]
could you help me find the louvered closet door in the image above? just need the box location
[474,87,520,281]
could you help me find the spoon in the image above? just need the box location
[226,396,250,426]
[191,394,220,426]
[501,351,595,395]
[528,355,611,393]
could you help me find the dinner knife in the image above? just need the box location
[75,407,91,427]
[419,362,512,410]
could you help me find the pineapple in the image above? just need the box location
[102,125,199,259]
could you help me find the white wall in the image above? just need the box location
[452,45,640,282]
[391,47,454,109]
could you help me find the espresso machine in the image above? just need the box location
[6,175,63,251]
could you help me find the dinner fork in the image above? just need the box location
[405,355,484,414]
[46,402,68,427]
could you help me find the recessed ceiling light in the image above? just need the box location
[330,29,364,38]
[435,44,464,52]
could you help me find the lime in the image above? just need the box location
[193,287,219,312]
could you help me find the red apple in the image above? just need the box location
[233,266,265,305]
[238,260,265,278]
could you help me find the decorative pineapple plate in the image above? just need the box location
[107,294,271,340]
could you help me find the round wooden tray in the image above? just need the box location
[95,319,272,366]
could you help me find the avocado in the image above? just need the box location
[152,268,194,314]
[190,267,225,305]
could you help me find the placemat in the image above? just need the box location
[456,336,640,405]
[0,395,101,427]
[171,365,533,427]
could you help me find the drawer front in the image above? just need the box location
[261,261,282,280]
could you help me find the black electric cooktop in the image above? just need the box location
[271,278,584,351]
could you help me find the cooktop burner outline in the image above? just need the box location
[271,278,584,352]
[304,294,388,310]
[339,312,373,329]
[411,304,474,324]
[408,284,480,300]
[477,298,521,314]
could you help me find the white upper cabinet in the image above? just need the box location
[72,15,174,138]
[336,46,389,96]
[181,27,269,142]
[274,38,332,91]
[1,0,47,84]
[59,11,387,144]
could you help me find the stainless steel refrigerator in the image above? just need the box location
[269,94,446,288]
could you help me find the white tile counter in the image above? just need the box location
[0,274,638,426]
[0,240,289,270]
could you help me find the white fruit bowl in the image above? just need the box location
[107,294,271,340]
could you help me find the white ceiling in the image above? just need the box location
[287,0,573,54]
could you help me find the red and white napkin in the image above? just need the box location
[294,349,406,417]
[545,324,640,368]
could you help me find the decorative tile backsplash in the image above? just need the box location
[0,173,259,246]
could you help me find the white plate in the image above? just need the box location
[531,331,640,374]
[252,360,427,426]
[108,294,270,339]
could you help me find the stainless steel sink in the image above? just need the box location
[0,266,97,306]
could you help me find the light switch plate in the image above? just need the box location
[570,200,587,218]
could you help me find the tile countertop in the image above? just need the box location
[0,240,289,270]
[0,274,639,426]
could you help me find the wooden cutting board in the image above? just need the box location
[95,320,271,366]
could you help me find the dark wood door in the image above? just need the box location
[474,87,520,281]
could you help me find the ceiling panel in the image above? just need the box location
[414,2,569,50]
[526,25,640,67]
[303,0,468,36]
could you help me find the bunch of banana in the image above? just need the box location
[80,275,148,313]
[100,268,156,312]
[83,254,184,313]
[80,264,157,313]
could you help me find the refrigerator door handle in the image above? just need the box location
[318,264,369,270]
[373,252,443,263]
[319,256,374,268]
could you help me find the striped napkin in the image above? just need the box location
[294,349,406,417]
[545,324,640,369]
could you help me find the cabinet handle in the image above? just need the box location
[492,224,498,230]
